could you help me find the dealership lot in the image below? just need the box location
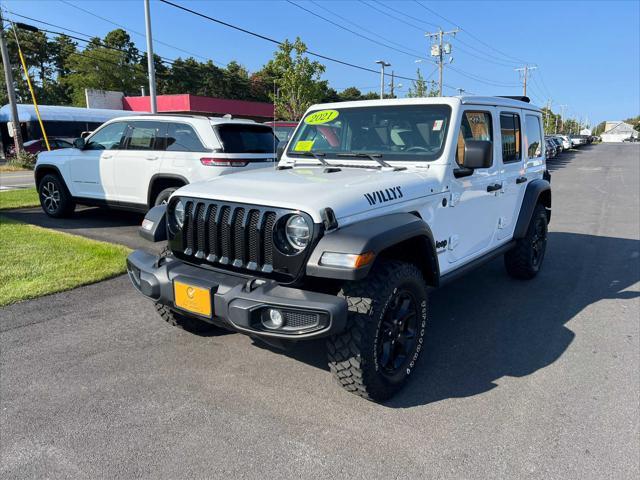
[1,144,638,478]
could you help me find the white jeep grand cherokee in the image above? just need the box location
[127,96,551,401]
[34,114,277,217]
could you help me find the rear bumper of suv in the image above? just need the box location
[126,250,347,340]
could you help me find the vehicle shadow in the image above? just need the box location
[547,144,594,173]
[254,231,639,408]
[1,206,144,230]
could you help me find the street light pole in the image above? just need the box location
[375,60,390,99]
[143,0,157,113]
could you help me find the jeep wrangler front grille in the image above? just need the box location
[179,199,278,273]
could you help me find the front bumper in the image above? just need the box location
[126,250,347,340]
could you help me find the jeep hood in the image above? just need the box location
[175,166,439,223]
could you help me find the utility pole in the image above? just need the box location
[0,10,23,155]
[389,71,394,98]
[426,28,459,96]
[143,0,157,113]
[558,104,568,134]
[457,88,465,96]
[515,64,537,97]
[375,60,390,99]
[544,99,552,134]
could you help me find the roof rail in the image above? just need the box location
[497,95,530,103]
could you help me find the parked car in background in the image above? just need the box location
[546,136,563,154]
[8,137,73,156]
[570,135,586,147]
[34,114,277,217]
[264,121,299,142]
[545,138,556,158]
[556,135,571,150]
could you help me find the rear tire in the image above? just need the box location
[38,174,75,218]
[327,260,428,402]
[153,187,178,207]
[504,203,548,279]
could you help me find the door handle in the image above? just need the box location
[486,183,502,192]
[145,155,159,161]
[516,176,528,184]
[102,154,113,159]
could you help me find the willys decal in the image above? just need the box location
[364,186,403,206]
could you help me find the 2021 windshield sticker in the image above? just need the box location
[304,109,339,125]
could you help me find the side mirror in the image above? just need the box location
[461,139,492,169]
[73,137,86,150]
[276,140,287,161]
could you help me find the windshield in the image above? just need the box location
[215,124,277,153]
[287,105,451,161]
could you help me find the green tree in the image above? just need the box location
[64,29,145,105]
[406,68,438,98]
[338,87,362,101]
[262,38,326,120]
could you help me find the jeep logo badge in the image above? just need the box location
[186,287,196,299]
[364,186,403,206]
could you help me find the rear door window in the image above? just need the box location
[166,123,207,152]
[125,121,164,151]
[500,113,522,163]
[525,115,543,158]
[216,124,277,153]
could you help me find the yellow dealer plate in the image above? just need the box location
[174,280,212,317]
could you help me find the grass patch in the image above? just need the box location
[0,188,40,210]
[0,216,131,306]
[0,164,30,172]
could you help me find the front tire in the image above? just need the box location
[154,247,217,333]
[504,203,548,279]
[38,174,75,218]
[327,260,428,401]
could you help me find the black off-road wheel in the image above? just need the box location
[327,260,428,402]
[154,247,216,333]
[38,174,75,218]
[504,203,548,279]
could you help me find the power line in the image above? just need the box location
[4,11,178,67]
[57,0,224,66]
[448,65,520,88]
[285,0,433,63]
[412,0,529,65]
[157,0,421,83]
[308,0,425,56]
[369,0,439,29]
[359,0,424,32]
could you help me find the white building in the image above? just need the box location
[600,121,638,142]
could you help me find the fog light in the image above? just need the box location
[261,308,286,329]
[269,309,284,328]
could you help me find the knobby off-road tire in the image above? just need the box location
[38,173,75,218]
[154,247,215,333]
[327,260,429,402]
[504,203,548,280]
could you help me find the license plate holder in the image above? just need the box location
[173,279,213,317]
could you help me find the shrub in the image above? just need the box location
[8,151,37,170]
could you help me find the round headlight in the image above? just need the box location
[174,199,185,228]
[285,215,310,251]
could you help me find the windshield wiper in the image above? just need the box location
[286,151,330,168]
[336,152,406,171]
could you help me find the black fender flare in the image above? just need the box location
[513,179,551,239]
[34,164,62,187]
[139,204,167,242]
[306,212,440,284]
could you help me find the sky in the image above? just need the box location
[4,0,640,125]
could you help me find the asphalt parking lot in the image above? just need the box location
[1,144,638,479]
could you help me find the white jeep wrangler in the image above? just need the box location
[127,96,551,401]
